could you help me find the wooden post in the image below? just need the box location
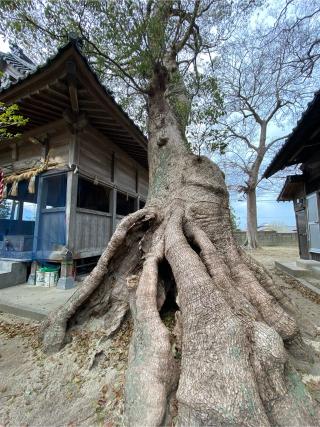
[111,151,115,183]
[32,175,44,257]
[111,187,117,234]
[62,167,78,289]
[11,143,18,161]
[135,168,139,193]
[66,60,79,114]
[58,132,78,289]
[110,151,117,234]
[65,169,78,252]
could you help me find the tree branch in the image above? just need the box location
[266,134,289,150]
[173,0,201,53]
[77,26,148,94]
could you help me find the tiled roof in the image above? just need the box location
[0,39,146,145]
[0,44,35,89]
[264,89,320,178]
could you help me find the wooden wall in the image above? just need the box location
[139,170,149,198]
[0,123,149,261]
[78,128,148,197]
[78,131,113,182]
[73,210,112,257]
[0,126,71,175]
[0,141,43,174]
[73,127,149,257]
[116,155,136,192]
[49,129,70,165]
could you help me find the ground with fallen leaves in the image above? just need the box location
[0,246,319,426]
[0,314,132,426]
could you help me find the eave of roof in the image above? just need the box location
[0,40,148,166]
[277,174,305,201]
[264,90,320,179]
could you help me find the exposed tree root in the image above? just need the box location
[41,209,156,353]
[40,153,319,426]
[125,226,178,426]
[239,246,319,339]
[165,207,270,426]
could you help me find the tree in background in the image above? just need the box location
[0,68,28,140]
[215,18,319,249]
[230,206,240,231]
[0,1,319,425]
[0,99,28,140]
[272,0,320,77]
[0,0,225,135]
[0,199,10,219]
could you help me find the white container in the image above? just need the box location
[36,270,45,286]
[43,271,58,287]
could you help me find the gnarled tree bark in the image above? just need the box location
[41,57,319,427]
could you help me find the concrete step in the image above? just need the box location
[0,260,12,273]
[298,278,320,296]
[310,266,320,276]
[275,261,310,278]
[0,302,46,321]
[0,284,77,321]
[277,259,320,280]
[275,259,320,297]
[296,258,320,272]
[0,260,27,289]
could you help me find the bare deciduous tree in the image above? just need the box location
[272,0,320,77]
[216,23,318,248]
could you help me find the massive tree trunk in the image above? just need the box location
[246,187,259,249]
[40,66,319,426]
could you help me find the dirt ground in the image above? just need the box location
[251,246,320,331]
[0,315,131,426]
[0,246,320,426]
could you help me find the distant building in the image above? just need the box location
[257,224,297,233]
[264,90,320,261]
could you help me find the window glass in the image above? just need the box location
[42,174,67,209]
[116,192,136,216]
[0,199,19,220]
[77,177,110,213]
[22,202,37,221]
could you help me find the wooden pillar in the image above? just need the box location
[135,168,140,211]
[111,187,117,234]
[111,151,115,183]
[58,133,78,289]
[111,151,117,234]
[65,169,78,252]
[32,175,44,256]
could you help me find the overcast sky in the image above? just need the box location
[230,196,295,230]
[0,35,296,230]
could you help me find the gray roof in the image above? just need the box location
[264,89,320,178]
[0,44,35,89]
[0,39,148,167]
